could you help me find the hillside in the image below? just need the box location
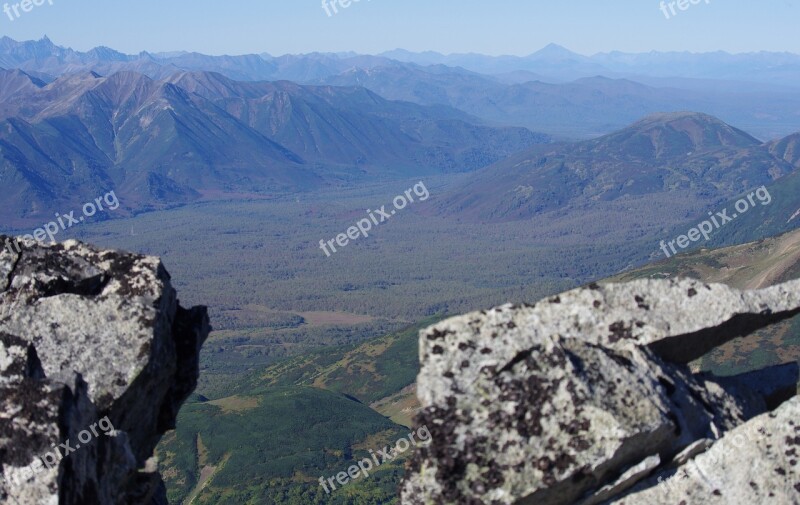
[165,72,547,177]
[768,132,800,167]
[436,112,797,223]
[158,321,438,504]
[159,227,800,503]
[230,318,437,406]
[0,69,544,225]
[653,166,800,259]
[610,227,800,376]
[321,68,800,139]
[160,387,409,505]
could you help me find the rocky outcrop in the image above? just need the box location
[616,396,800,504]
[0,237,209,505]
[400,278,800,505]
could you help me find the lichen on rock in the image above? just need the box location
[0,236,209,505]
[400,278,800,505]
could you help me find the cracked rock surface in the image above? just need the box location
[612,396,800,504]
[399,278,800,505]
[0,236,209,505]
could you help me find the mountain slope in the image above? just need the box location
[609,227,800,376]
[0,70,545,225]
[319,66,800,139]
[437,113,796,223]
[768,132,800,168]
[159,387,410,504]
[231,318,437,407]
[157,226,800,503]
[0,68,45,101]
[645,155,800,264]
[0,71,318,221]
[158,320,439,504]
[166,72,547,176]
[682,167,800,251]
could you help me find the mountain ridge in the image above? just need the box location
[0,68,545,225]
[435,112,798,223]
[4,36,800,140]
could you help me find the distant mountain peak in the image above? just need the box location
[540,43,572,53]
[613,111,762,151]
[768,131,800,168]
[528,43,583,61]
[85,45,129,62]
[633,111,755,134]
[35,35,57,49]
[639,111,716,122]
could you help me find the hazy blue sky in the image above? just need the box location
[1,0,797,55]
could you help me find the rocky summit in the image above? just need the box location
[0,237,209,505]
[400,277,800,505]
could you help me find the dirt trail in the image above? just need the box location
[746,231,800,289]
[184,465,218,505]
[184,435,229,505]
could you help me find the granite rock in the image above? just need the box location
[400,278,800,505]
[0,237,209,505]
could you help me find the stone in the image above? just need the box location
[615,396,800,504]
[400,278,800,505]
[0,236,209,505]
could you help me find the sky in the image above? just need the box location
[0,0,797,56]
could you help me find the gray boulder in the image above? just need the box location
[0,237,209,505]
[400,278,800,505]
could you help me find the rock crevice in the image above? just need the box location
[400,278,800,505]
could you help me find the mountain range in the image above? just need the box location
[7,37,800,88]
[3,60,798,241]
[0,68,544,224]
[381,44,800,87]
[3,37,800,140]
[436,112,800,226]
[2,53,797,252]
[316,70,800,139]
[0,35,796,505]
